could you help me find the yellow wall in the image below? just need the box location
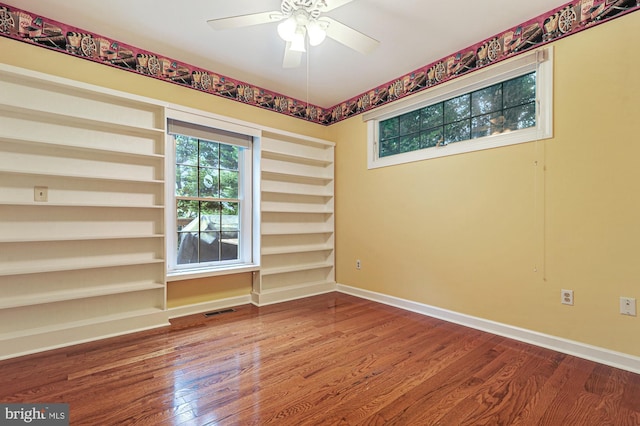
[0,36,329,308]
[329,11,640,357]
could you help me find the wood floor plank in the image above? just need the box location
[0,292,638,425]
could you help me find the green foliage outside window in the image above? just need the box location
[379,72,536,158]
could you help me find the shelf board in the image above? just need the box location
[0,307,165,341]
[261,207,334,214]
[261,229,334,236]
[261,188,333,198]
[0,234,164,244]
[0,282,165,310]
[0,135,164,160]
[261,244,334,256]
[0,103,165,138]
[261,170,333,183]
[0,201,164,209]
[260,262,334,276]
[0,258,165,277]
[261,149,332,166]
[0,167,164,184]
[0,201,163,209]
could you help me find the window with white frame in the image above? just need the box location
[166,112,259,278]
[365,47,553,169]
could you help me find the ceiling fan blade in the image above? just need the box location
[283,43,303,68]
[323,0,356,12]
[323,17,379,54]
[207,11,283,30]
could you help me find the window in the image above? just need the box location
[166,112,259,278]
[365,48,553,168]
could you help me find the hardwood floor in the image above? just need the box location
[0,292,638,425]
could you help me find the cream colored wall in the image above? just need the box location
[0,36,329,308]
[329,11,640,357]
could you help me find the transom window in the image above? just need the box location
[379,72,536,157]
[365,48,553,169]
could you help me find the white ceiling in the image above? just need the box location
[4,0,566,108]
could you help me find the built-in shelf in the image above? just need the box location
[0,168,164,184]
[0,135,164,159]
[254,131,335,305]
[0,234,164,244]
[0,63,168,358]
[0,308,165,342]
[0,258,165,277]
[261,262,334,276]
[0,282,165,310]
[0,103,165,138]
[0,201,164,209]
[261,244,334,256]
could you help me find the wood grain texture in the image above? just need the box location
[0,293,638,425]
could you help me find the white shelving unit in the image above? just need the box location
[0,64,169,359]
[253,132,336,305]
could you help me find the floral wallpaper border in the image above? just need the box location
[0,1,638,126]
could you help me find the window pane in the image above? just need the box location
[177,200,198,232]
[220,170,239,199]
[220,144,239,171]
[221,231,239,261]
[399,134,421,153]
[471,112,504,139]
[421,128,443,148]
[198,168,219,198]
[444,120,471,144]
[379,137,399,157]
[504,103,536,130]
[175,135,198,165]
[421,103,444,130]
[221,202,239,232]
[380,117,399,141]
[200,201,221,231]
[444,94,470,123]
[504,73,536,108]
[177,232,199,264]
[198,140,219,169]
[399,111,420,136]
[472,84,502,116]
[176,165,198,197]
[199,232,220,262]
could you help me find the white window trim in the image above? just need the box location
[165,107,262,280]
[364,47,553,169]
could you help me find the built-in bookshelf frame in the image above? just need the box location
[0,64,169,359]
[253,131,336,305]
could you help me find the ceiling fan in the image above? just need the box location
[207,0,379,68]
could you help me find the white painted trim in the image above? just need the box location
[251,281,337,306]
[336,284,640,374]
[167,295,252,319]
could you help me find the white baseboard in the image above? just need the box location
[167,295,252,319]
[251,281,337,306]
[337,284,640,374]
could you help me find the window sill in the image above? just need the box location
[167,263,260,282]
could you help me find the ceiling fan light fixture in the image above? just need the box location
[307,20,326,46]
[289,28,306,52]
[277,16,297,41]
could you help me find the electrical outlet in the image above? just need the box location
[620,297,636,316]
[34,186,48,202]
[356,259,361,270]
[561,289,574,306]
